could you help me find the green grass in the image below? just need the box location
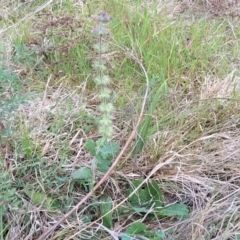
[1,0,240,239]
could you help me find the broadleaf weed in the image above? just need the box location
[72,11,119,191]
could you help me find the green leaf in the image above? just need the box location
[127,179,151,207]
[159,203,189,218]
[85,140,96,156]
[97,157,112,173]
[127,180,164,209]
[155,231,166,239]
[126,222,147,235]
[55,176,68,183]
[144,230,166,240]
[122,225,166,240]
[147,180,164,208]
[236,234,240,240]
[99,141,120,159]
[119,234,132,240]
[100,195,113,229]
[95,141,120,173]
[71,167,93,191]
[71,167,93,181]
[23,187,58,210]
[132,207,149,213]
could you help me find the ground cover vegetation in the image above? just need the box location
[1,0,240,239]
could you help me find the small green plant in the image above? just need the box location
[69,12,121,233]
[121,221,166,240]
[126,179,189,219]
[119,179,189,240]
[71,11,119,191]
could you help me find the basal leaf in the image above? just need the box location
[144,229,166,240]
[127,179,152,207]
[85,140,96,156]
[100,195,113,229]
[23,187,58,210]
[91,141,120,173]
[127,180,164,210]
[155,231,166,239]
[119,234,132,240]
[126,222,147,235]
[148,180,164,208]
[71,167,93,181]
[97,157,112,173]
[132,207,149,213]
[100,141,119,159]
[159,203,189,218]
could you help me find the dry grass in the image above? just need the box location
[165,0,240,18]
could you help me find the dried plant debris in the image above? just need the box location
[165,0,240,18]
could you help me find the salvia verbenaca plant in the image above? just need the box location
[91,11,113,143]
